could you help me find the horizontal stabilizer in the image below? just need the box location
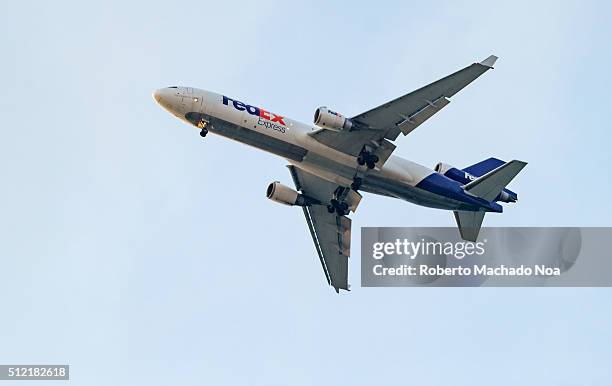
[463,160,527,202]
[480,55,498,68]
[454,211,486,242]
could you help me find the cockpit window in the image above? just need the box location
[168,86,178,89]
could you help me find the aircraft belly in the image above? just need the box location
[288,156,473,211]
[361,174,470,210]
[207,117,307,162]
[203,113,480,212]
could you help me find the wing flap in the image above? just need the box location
[352,55,497,137]
[306,205,350,292]
[288,166,352,292]
[301,206,331,285]
[394,96,450,138]
[371,139,396,169]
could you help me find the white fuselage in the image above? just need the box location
[153,87,480,211]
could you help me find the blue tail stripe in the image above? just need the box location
[463,157,505,177]
[444,167,517,201]
[416,173,502,212]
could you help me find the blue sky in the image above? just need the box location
[1,1,611,385]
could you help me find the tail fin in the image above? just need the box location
[463,157,505,177]
[454,211,486,242]
[463,160,527,202]
[454,160,527,241]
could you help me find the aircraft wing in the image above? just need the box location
[288,166,351,292]
[309,55,498,164]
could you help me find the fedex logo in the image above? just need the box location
[223,96,286,126]
[464,172,476,181]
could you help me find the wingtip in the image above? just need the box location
[480,55,498,68]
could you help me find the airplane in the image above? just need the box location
[153,54,526,293]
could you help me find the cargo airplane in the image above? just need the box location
[154,55,526,292]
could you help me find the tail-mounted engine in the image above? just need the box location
[266,181,317,206]
[313,107,353,131]
[434,162,473,182]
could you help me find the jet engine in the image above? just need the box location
[266,181,316,206]
[434,162,472,182]
[434,162,453,175]
[313,107,353,131]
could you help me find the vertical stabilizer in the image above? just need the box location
[453,211,486,242]
[463,157,506,177]
[454,160,527,241]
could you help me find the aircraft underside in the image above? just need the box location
[154,54,527,292]
[192,113,483,212]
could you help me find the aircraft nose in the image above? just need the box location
[153,87,177,111]
[152,88,164,104]
[153,86,195,120]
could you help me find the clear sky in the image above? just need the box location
[1,1,611,385]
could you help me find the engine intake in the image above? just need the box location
[434,162,454,175]
[435,162,474,181]
[313,107,352,131]
[266,181,315,206]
